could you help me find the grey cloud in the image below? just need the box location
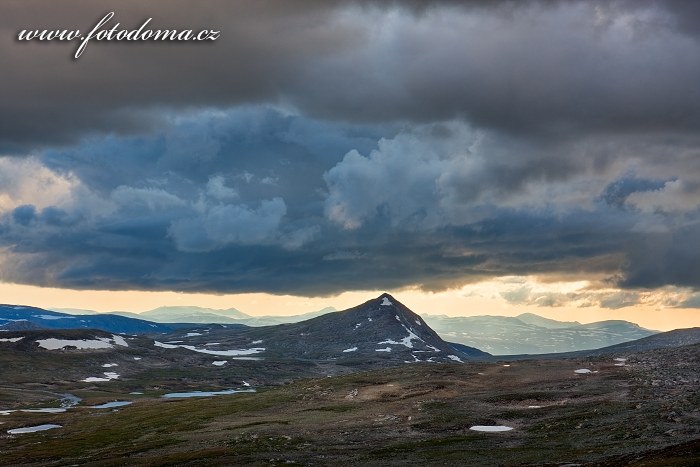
[168,197,288,252]
[2,0,700,152]
[2,107,700,294]
[621,222,700,289]
[500,284,644,309]
[679,293,700,308]
[12,205,37,226]
[600,174,670,208]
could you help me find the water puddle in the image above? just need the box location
[89,401,133,409]
[8,424,61,434]
[162,389,255,399]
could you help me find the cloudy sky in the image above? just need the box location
[1,0,700,329]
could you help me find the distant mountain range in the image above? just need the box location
[38,301,660,355]
[52,305,337,327]
[2,295,698,366]
[421,314,658,355]
[1,304,184,334]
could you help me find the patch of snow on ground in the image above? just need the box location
[111,335,129,347]
[343,347,358,353]
[367,317,372,322]
[251,340,263,344]
[0,337,23,342]
[212,361,227,366]
[242,381,250,387]
[33,315,74,320]
[154,341,265,356]
[8,424,61,434]
[37,338,114,350]
[375,347,392,352]
[381,297,392,306]
[102,363,118,368]
[427,345,440,352]
[415,319,421,326]
[82,371,120,383]
[354,323,361,329]
[395,315,401,322]
[186,332,202,337]
[154,341,179,349]
[614,357,627,362]
[470,425,513,432]
[447,355,463,362]
[379,337,400,345]
[133,357,142,360]
[574,369,593,374]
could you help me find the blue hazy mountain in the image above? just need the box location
[1,304,177,334]
[421,314,658,355]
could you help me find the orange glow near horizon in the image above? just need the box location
[0,280,698,332]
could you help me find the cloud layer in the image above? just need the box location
[1,1,700,297]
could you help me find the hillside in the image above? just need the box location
[154,293,488,364]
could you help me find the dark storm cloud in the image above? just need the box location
[0,109,635,293]
[621,221,700,290]
[2,1,700,295]
[2,0,700,151]
[600,174,670,208]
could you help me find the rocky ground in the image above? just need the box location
[0,343,698,466]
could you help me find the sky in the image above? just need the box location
[1,0,700,330]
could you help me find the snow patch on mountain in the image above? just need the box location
[0,337,23,342]
[378,325,424,349]
[154,340,265,357]
[33,315,75,320]
[37,335,127,350]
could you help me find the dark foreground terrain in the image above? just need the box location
[1,343,698,466]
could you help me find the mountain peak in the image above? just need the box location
[376,292,399,306]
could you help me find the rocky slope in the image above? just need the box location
[155,293,489,363]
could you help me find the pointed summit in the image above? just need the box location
[166,293,489,363]
[377,293,395,307]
